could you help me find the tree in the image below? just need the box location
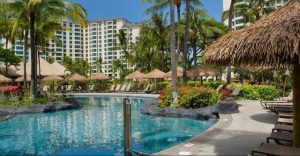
[170,0,178,103]
[62,56,90,76]
[182,0,190,85]
[0,46,21,76]
[4,0,87,98]
[226,0,235,84]
[46,56,55,64]
[96,57,103,73]
[112,59,123,78]
[114,29,132,68]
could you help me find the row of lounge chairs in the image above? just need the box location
[251,91,299,155]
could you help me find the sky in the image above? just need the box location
[70,0,223,22]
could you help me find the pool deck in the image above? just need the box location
[156,100,277,155]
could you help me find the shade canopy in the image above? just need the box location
[125,71,147,79]
[51,61,69,75]
[204,0,300,147]
[205,0,300,68]
[0,74,12,83]
[89,73,110,80]
[15,58,66,76]
[42,75,63,82]
[0,65,19,77]
[145,69,166,79]
[188,65,220,77]
[65,73,86,81]
[165,67,183,78]
[15,75,31,82]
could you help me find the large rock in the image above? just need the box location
[140,100,239,120]
[215,100,239,114]
[0,99,82,118]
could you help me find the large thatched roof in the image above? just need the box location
[205,0,300,68]
[65,73,86,81]
[15,75,31,82]
[0,65,19,77]
[51,62,69,75]
[166,67,183,78]
[188,65,220,77]
[89,73,110,80]
[146,69,166,79]
[0,74,12,83]
[42,75,63,82]
[125,71,147,79]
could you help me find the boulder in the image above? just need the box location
[0,108,15,116]
[215,100,239,114]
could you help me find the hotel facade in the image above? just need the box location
[0,18,140,78]
[223,0,290,29]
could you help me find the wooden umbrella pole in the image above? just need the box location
[293,63,300,147]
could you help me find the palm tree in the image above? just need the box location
[114,29,132,69]
[96,57,103,73]
[226,0,235,85]
[170,0,178,103]
[182,0,190,85]
[112,59,123,78]
[5,0,87,97]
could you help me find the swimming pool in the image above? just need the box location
[0,96,217,155]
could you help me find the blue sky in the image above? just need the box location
[70,0,223,22]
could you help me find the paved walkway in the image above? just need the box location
[157,100,277,155]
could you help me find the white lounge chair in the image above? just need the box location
[120,83,128,92]
[126,83,132,92]
[114,84,121,92]
[109,84,115,92]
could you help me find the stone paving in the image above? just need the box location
[157,100,277,155]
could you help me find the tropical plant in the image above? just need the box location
[3,0,87,98]
[112,59,123,78]
[112,29,133,68]
[170,0,178,103]
[62,56,90,76]
[0,46,21,76]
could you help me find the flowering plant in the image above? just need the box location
[220,88,231,100]
[0,86,21,93]
[159,85,220,109]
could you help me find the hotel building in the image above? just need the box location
[0,18,141,78]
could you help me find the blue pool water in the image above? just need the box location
[0,97,217,155]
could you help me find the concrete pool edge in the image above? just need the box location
[155,114,233,155]
[61,93,160,99]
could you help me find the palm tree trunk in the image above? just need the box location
[161,46,165,71]
[226,0,235,84]
[5,39,9,77]
[30,12,37,98]
[170,0,178,104]
[182,0,190,85]
[192,43,197,66]
[176,3,181,56]
[293,63,300,147]
[23,30,28,89]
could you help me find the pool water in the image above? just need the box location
[0,97,217,155]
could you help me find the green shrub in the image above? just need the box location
[159,86,220,109]
[187,81,224,89]
[240,85,279,100]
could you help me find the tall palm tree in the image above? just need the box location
[5,0,87,97]
[114,29,132,69]
[96,57,103,73]
[112,59,123,78]
[170,0,178,103]
[182,0,190,85]
[226,0,235,84]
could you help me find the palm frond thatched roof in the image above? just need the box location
[145,69,166,79]
[125,71,147,79]
[205,0,300,68]
[42,75,63,82]
[89,73,110,80]
[65,73,86,81]
[15,75,31,82]
[188,65,220,77]
[0,74,12,83]
[166,67,183,78]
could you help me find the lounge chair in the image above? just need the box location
[42,86,50,92]
[272,124,293,133]
[260,100,290,108]
[145,84,154,93]
[139,84,150,93]
[120,83,128,92]
[66,85,73,92]
[276,118,293,125]
[114,84,121,92]
[272,105,293,114]
[216,85,224,92]
[278,112,293,118]
[126,83,132,92]
[230,86,241,98]
[281,90,293,101]
[251,143,300,155]
[89,85,95,92]
[266,132,293,145]
[109,84,115,92]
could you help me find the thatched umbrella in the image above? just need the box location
[125,71,147,80]
[205,0,300,147]
[188,65,220,84]
[146,69,166,93]
[89,73,110,80]
[42,75,63,82]
[65,73,86,81]
[0,74,12,83]
[165,67,183,78]
[15,75,31,82]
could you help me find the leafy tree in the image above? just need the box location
[46,56,55,64]
[112,59,123,78]
[0,46,21,76]
[62,56,90,76]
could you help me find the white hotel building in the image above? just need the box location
[0,18,140,78]
[223,0,290,30]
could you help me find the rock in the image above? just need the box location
[164,106,180,117]
[195,107,214,119]
[215,100,239,114]
[0,108,15,116]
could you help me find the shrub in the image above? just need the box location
[188,81,224,89]
[159,86,220,109]
[240,85,279,100]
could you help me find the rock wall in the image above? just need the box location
[140,100,239,119]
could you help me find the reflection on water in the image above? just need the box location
[0,97,217,155]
